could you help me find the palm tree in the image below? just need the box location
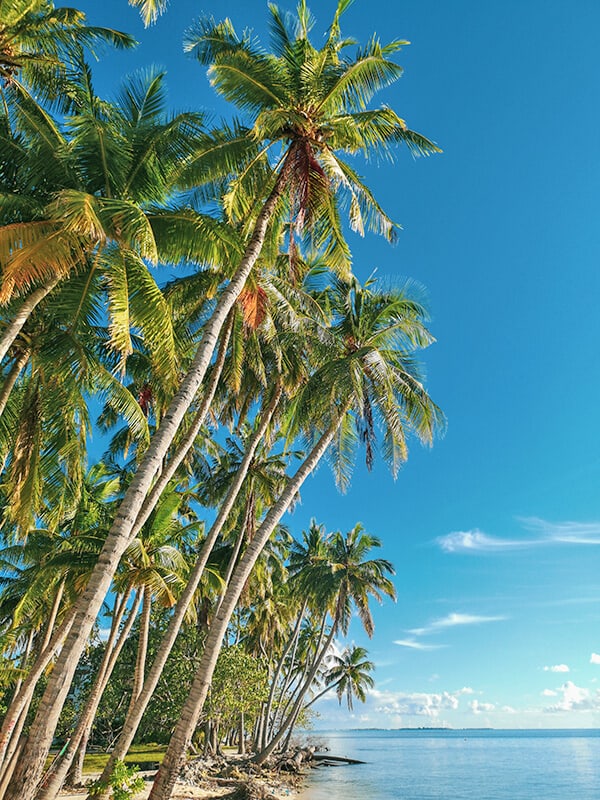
[0,464,119,780]
[0,1,135,108]
[37,486,195,798]
[147,273,443,800]
[257,523,394,760]
[5,2,439,793]
[315,645,375,711]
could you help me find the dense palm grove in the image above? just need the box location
[0,1,444,799]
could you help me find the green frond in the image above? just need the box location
[94,363,150,445]
[149,207,241,270]
[184,16,250,64]
[316,40,406,114]
[124,249,178,387]
[128,0,169,27]
[116,67,168,127]
[208,50,289,112]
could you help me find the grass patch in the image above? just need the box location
[46,744,166,775]
[83,744,166,774]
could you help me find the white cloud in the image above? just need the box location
[543,681,600,713]
[522,517,600,545]
[590,653,600,665]
[542,689,558,697]
[436,529,527,553]
[438,518,600,555]
[543,664,570,673]
[370,688,464,718]
[98,628,111,643]
[470,700,495,714]
[409,612,506,636]
[393,638,445,651]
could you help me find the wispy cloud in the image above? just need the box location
[522,517,600,544]
[437,518,600,554]
[590,653,600,665]
[393,638,445,651]
[409,612,506,637]
[436,529,531,553]
[543,664,570,673]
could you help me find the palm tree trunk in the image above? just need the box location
[270,611,328,751]
[131,587,152,703]
[91,385,283,800]
[256,620,337,764]
[0,278,60,363]
[36,591,140,800]
[10,630,34,710]
[261,602,307,750]
[0,607,76,772]
[6,164,291,800]
[147,416,342,800]
[0,348,29,418]
[129,309,234,542]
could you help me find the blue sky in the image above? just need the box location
[78,0,600,728]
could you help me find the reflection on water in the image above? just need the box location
[299,730,600,800]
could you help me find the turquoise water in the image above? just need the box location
[299,730,600,800]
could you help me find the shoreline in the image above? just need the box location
[57,753,306,800]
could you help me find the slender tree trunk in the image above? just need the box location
[237,712,245,755]
[132,587,152,703]
[40,580,66,654]
[0,608,76,772]
[0,278,60,363]
[10,630,34,708]
[6,164,291,800]
[261,602,306,750]
[0,348,29,418]
[0,717,27,800]
[129,309,235,542]
[256,622,337,763]
[36,591,140,800]
[148,417,342,800]
[91,385,283,800]
[269,612,327,748]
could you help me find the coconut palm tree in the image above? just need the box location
[0,0,135,108]
[37,487,196,798]
[311,645,375,711]
[5,2,439,792]
[147,273,443,800]
[257,523,393,759]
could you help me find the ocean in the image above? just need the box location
[298,729,600,800]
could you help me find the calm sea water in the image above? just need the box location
[298,729,600,800]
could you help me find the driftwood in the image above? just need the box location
[178,746,365,800]
[312,753,366,765]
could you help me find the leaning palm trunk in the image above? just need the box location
[0,579,66,780]
[91,385,283,800]
[40,580,67,654]
[0,607,76,773]
[261,601,307,750]
[5,163,291,800]
[148,415,343,800]
[36,591,140,800]
[131,587,152,704]
[256,619,337,763]
[128,310,235,542]
[0,277,61,363]
[0,347,29,418]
